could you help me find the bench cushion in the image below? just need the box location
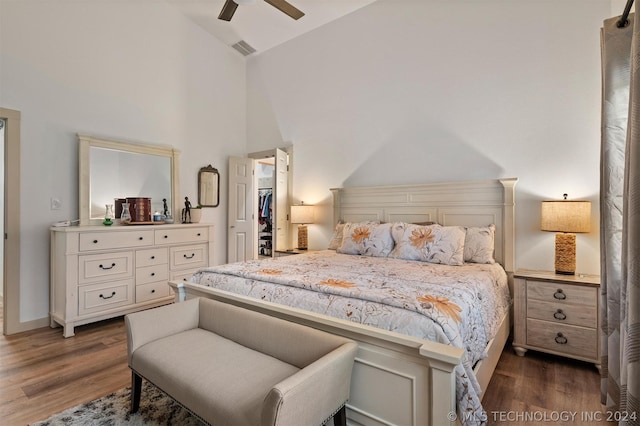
[131,328,300,425]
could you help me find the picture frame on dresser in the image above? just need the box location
[512,269,601,370]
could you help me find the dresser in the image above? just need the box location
[50,224,214,337]
[513,269,600,368]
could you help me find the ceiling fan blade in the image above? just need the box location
[264,0,305,20]
[218,0,239,21]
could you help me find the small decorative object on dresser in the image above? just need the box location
[103,204,114,226]
[512,269,600,369]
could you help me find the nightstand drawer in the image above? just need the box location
[527,299,597,328]
[527,280,597,306]
[527,319,597,359]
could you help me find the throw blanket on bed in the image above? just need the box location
[190,250,510,425]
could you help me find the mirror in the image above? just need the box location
[78,134,180,225]
[198,165,219,207]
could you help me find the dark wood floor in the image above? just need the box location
[0,301,610,425]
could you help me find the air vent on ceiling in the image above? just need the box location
[232,40,256,56]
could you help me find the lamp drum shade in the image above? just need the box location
[541,200,591,233]
[291,205,314,224]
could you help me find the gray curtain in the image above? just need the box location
[601,13,640,425]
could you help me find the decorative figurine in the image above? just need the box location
[163,198,169,217]
[182,196,192,223]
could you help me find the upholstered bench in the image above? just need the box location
[125,297,358,426]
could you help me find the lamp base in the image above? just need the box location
[297,224,308,250]
[555,232,576,275]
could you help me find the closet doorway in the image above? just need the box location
[228,148,290,263]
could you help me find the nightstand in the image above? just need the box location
[513,269,600,369]
[274,249,316,257]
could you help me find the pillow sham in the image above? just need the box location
[389,223,465,266]
[327,222,345,250]
[337,222,394,257]
[463,224,496,264]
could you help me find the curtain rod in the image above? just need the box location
[617,0,634,28]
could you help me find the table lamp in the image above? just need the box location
[541,194,591,275]
[291,202,314,250]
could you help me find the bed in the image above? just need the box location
[169,178,517,426]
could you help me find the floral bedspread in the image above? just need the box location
[190,250,510,425]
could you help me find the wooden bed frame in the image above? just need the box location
[169,178,517,426]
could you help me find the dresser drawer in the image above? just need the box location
[79,230,154,251]
[526,318,597,360]
[135,281,171,303]
[526,280,597,306]
[155,227,209,245]
[136,264,169,285]
[78,280,134,315]
[170,244,207,270]
[79,252,133,284]
[170,269,198,283]
[136,247,168,268]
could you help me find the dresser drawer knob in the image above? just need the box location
[99,263,116,270]
[151,289,156,294]
[184,253,195,259]
[93,239,98,244]
[151,256,155,260]
[555,333,568,344]
[139,237,144,240]
[99,291,116,300]
[151,272,155,277]
[197,233,201,236]
[553,289,566,300]
[164,235,169,239]
[553,309,567,320]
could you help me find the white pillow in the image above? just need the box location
[464,224,496,264]
[328,222,345,250]
[337,222,393,257]
[389,223,465,266]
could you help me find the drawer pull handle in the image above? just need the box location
[555,333,568,344]
[164,235,168,239]
[151,272,155,277]
[99,263,116,270]
[184,253,195,259]
[197,233,201,236]
[93,239,98,244]
[553,289,566,300]
[151,256,155,260]
[139,237,144,240]
[99,291,116,300]
[554,309,567,320]
[151,289,156,294]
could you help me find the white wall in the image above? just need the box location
[246,0,616,276]
[0,1,246,323]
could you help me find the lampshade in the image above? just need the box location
[541,200,591,233]
[291,204,314,224]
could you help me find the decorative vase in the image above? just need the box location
[103,204,114,226]
[120,202,132,225]
[190,208,202,224]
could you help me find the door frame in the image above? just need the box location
[1,107,22,335]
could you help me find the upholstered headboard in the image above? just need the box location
[330,178,517,274]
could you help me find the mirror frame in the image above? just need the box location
[198,164,220,207]
[78,133,180,225]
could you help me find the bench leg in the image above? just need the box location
[131,371,142,414]
[333,405,346,426]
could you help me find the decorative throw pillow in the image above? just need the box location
[464,224,496,264]
[337,222,394,257]
[389,223,465,266]
[328,222,346,250]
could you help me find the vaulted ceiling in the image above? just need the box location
[168,0,377,55]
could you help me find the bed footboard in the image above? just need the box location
[169,281,464,426]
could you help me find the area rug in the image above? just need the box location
[30,381,203,425]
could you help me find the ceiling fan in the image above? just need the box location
[218,0,305,22]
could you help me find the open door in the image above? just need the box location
[273,148,289,252]
[227,156,254,263]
